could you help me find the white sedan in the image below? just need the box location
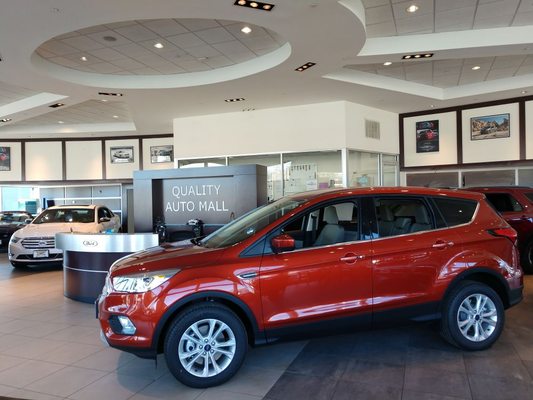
[8,205,121,268]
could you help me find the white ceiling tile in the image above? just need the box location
[159,48,189,61]
[135,55,177,68]
[366,21,397,37]
[109,58,146,70]
[204,55,233,68]
[130,67,161,75]
[153,65,186,74]
[76,25,108,35]
[87,47,128,61]
[48,56,80,68]
[166,32,206,48]
[485,66,519,80]
[61,36,105,51]
[393,0,434,20]
[516,64,533,75]
[365,5,394,25]
[240,35,278,51]
[492,55,526,69]
[435,7,475,31]
[362,0,389,6]
[212,40,255,56]
[104,21,137,30]
[36,49,57,58]
[395,15,434,34]
[112,43,154,58]
[476,0,520,19]
[463,57,494,66]
[433,74,460,87]
[114,24,160,42]
[195,27,235,45]
[87,62,124,74]
[178,19,221,32]
[86,30,133,47]
[223,52,257,63]
[517,1,533,13]
[55,31,81,40]
[473,15,514,29]
[38,40,79,56]
[377,66,405,78]
[521,55,533,66]
[185,44,222,58]
[433,65,462,77]
[435,0,476,12]
[138,19,189,37]
[61,52,103,65]
[176,60,211,72]
[224,23,268,39]
[512,11,533,26]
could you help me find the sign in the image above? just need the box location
[162,177,235,224]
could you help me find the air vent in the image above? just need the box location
[365,119,380,140]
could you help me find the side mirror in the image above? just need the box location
[271,234,295,254]
[99,217,111,223]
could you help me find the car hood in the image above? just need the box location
[14,223,98,237]
[110,240,223,276]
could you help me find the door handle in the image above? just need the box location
[432,240,454,249]
[340,253,364,263]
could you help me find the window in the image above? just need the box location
[375,198,432,237]
[483,193,522,213]
[433,198,477,227]
[523,192,533,203]
[33,208,95,224]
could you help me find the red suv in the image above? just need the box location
[97,187,523,388]
[467,186,533,273]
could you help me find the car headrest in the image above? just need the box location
[324,206,339,224]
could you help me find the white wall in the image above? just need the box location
[25,141,62,181]
[345,102,399,154]
[142,137,174,170]
[462,103,519,164]
[66,141,103,180]
[0,142,22,182]
[525,100,533,159]
[403,112,457,167]
[105,139,140,179]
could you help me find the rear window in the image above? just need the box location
[433,198,477,227]
[523,192,533,203]
[483,193,522,212]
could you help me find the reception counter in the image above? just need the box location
[56,232,159,303]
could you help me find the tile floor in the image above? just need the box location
[0,254,532,400]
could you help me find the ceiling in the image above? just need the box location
[1,0,533,139]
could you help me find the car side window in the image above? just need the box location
[483,193,522,212]
[375,197,433,238]
[433,198,477,227]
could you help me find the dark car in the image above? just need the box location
[98,187,522,388]
[0,211,32,249]
[466,186,533,273]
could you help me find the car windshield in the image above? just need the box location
[33,208,95,224]
[200,198,306,249]
[0,212,29,224]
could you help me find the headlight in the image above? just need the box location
[112,269,180,293]
[10,235,21,243]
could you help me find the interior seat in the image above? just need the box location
[314,206,345,246]
[378,205,395,237]
[410,206,432,233]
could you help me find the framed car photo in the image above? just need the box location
[110,146,134,164]
[415,120,439,153]
[0,146,10,171]
[150,145,173,164]
[471,113,510,141]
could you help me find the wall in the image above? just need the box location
[173,101,398,158]
[66,141,103,180]
[25,142,63,181]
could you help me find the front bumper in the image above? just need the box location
[508,286,523,307]
[8,241,62,263]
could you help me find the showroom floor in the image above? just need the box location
[0,254,531,400]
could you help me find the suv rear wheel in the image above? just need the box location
[441,281,504,350]
[164,303,247,388]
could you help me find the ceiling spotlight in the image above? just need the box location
[423,54,432,58]
[472,65,481,70]
[98,92,123,97]
[414,54,422,58]
[241,26,252,34]
[406,4,419,13]
[0,118,12,123]
[404,55,412,59]
[58,120,64,124]
[234,0,275,11]
[402,53,433,60]
[49,102,65,108]
[225,98,246,102]
[295,62,316,72]
[101,99,108,102]
[521,90,527,94]
[80,56,88,61]
[112,115,119,119]
[154,42,164,49]
[383,61,392,66]
[430,104,435,108]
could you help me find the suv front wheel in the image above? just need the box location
[164,303,248,388]
[441,281,504,350]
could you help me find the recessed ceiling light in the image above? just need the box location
[0,118,12,123]
[430,104,435,108]
[295,62,316,72]
[521,90,528,94]
[101,99,108,102]
[225,98,246,102]
[383,61,392,66]
[472,65,481,70]
[49,102,65,108]
[98,92,123,97]
[112,115,119,119]
[154,42,164,49]
[234,0,275,11]
[241,26,252,34]
[406,4,419,13]
[103,36,117,42]
[58,120,64,124]
[80,56,88,61]
[402,53,433,60]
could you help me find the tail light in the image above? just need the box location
[488,227,518,245]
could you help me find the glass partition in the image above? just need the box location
[462,170,515,187]
[178,158,226,168]
[348,151,379,187]
[382,154,398,186]
[406,172,459,188]
[228,154,283,201]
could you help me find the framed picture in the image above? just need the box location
[416,120,439,153]
[0,147,10,171]
[110,146,134,164]
[471,113,510,140]
[150,145,174,164]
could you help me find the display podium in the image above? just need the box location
[56,232,159,303]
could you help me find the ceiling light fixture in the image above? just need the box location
[154,42,164,49]
[0,118,12,123]
[295,62,316,72]
[98,92,123,97]
[80,56,88,61]
[58,120,64,124]
[521,90,528,94]
[406,4,419,13]
[383,61,392,66]
[472,65,481,70]
[49,102,65,108]
[112,115,119,119]
[225,98,246,102]
[103,36,117,42]
[402,53,433,60]
[234,0,275,11]
[241,26,252,34]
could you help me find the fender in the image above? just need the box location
[151,290,266,354]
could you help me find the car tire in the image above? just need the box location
[164,303,248,388]
[520,239,533,274]
[441,280,504,351]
